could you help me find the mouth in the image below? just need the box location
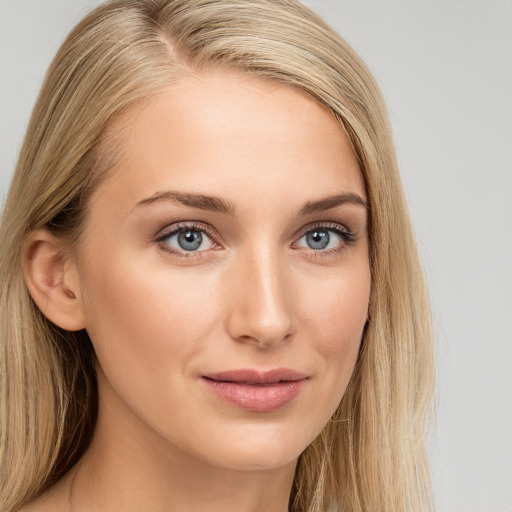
[202,368,308,412]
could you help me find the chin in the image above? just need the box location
[205,445,302,472]
[177,418,321,472]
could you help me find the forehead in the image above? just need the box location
[91,69,365,214]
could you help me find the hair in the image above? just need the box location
[0,1,434,511]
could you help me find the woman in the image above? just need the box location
[0,1,434,511]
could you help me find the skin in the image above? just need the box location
[23,70,370,512]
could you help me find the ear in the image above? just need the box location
[24,229,86,331]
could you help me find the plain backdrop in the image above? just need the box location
[1,1,511,511]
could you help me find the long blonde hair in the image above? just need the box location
[0,1,434,511]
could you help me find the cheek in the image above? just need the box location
[298,261,370,417]
[298,261,370,359]
[79,253,223,382]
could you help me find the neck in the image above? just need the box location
[71,375,297,512]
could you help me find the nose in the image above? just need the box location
[225,249,295,349]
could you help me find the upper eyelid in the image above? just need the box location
[293,221,352,239]
[156,221,216,240]
[156,220,350,236]
[154,220,355,249]
[155,223,218,257]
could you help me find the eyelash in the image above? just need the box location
[155,221,357,259]
[155,222,219,259]
[293,222,357,257]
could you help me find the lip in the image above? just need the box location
[202,368,308,413]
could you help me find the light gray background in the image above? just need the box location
[1,1,511,511]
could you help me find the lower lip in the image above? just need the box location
[203,378,306,412]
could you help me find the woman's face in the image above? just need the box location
[75,70,370,471]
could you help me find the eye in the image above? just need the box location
[158,225,215,254]
[294,226,354,252]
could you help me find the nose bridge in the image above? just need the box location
[226,244,294,347]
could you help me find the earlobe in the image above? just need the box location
[23,230,86,331]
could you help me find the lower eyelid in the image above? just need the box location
[159,244,210,258]
[155,223,356,259]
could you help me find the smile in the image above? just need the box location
[202,369,308,412]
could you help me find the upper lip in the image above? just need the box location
[203,368,308,385]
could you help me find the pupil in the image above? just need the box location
[178,230,202,251]
[307,229,329,250]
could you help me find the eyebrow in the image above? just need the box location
[298,193,368,215]
[134,190,237,215]
[133,190,368,215]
